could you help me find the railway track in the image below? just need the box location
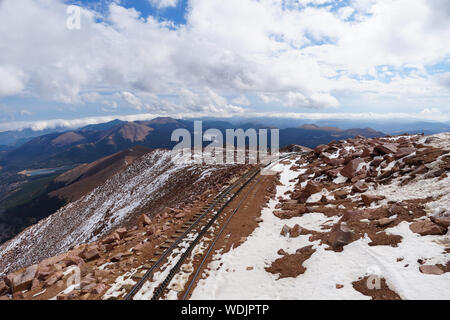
[123,153,300,300]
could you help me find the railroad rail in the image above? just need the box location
[123,153,300,300]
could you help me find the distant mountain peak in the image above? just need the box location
[299,124,343,132]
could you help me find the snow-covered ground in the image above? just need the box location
[191,157,450,300]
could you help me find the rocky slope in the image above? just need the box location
[0,149,245,278]
[0,133,449,300]
[191,133,450,299]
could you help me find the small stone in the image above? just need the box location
[419,265,444,275]
[336,284,344,289]
[138,213,152,227]
[280,225,291,237]
[361,194,385,206]
[376,217,396,227]
[289,224,302,238]
[352,181,368,194]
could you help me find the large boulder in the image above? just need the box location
[375,144,398,155]
[4,264,38,293]
[328,223,353,249]
[409,220,447,236]
[340,158,364,179]
[81,247,100,262]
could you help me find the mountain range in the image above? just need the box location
[0,117,384,245]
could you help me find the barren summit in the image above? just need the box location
[0,133,448,300]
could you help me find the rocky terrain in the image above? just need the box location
[0,148,247,279]
[0,133,449,300]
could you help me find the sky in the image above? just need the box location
[0,0,449,131]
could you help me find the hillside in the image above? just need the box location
[0,133,448,300]
[0,147,152,244]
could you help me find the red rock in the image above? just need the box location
[280,225,290,236]
[376,217,396,227]
[410,165,427,176]
[81,248,100,262]
[44,271,64,288]
[341,210,361,222]
[395,147,414,159]
[419,265,444,275]
[340,158,364,179]
[370,157,384,167]
[277,249,287,255]
[12,291,24,300]
[138,213,152,227]
[102,232,120,244]
[314,144,328,154]
[132,242,151,252]
[327,168,341,178]
[289,224,302,238]
[90,283,108,295]
[294,181,321,203]
[336,284,344,289]
[4,264,38,293]
[361,194,385,206]
[430,213,450,228]
[0,280,9,296]
[361,148,372,158]
[175,212,186,219]
[410,220,447,236]
[31,278,41,290]
[325,158,345,167]
[375,144,398,155]
[36,266,52,281]
[352,181,368,193]
[115,227,128,239]
[328,223,353,249]
[334,189,348,199]
[62,255,84,267]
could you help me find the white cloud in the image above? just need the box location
[0,66,26,96]
[0,0,449,119]
[148,0,179,9]
[121,91,143,110]
[420,108,441,115]
[232,95,251,106]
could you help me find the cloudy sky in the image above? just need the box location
[0,0,449,131]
